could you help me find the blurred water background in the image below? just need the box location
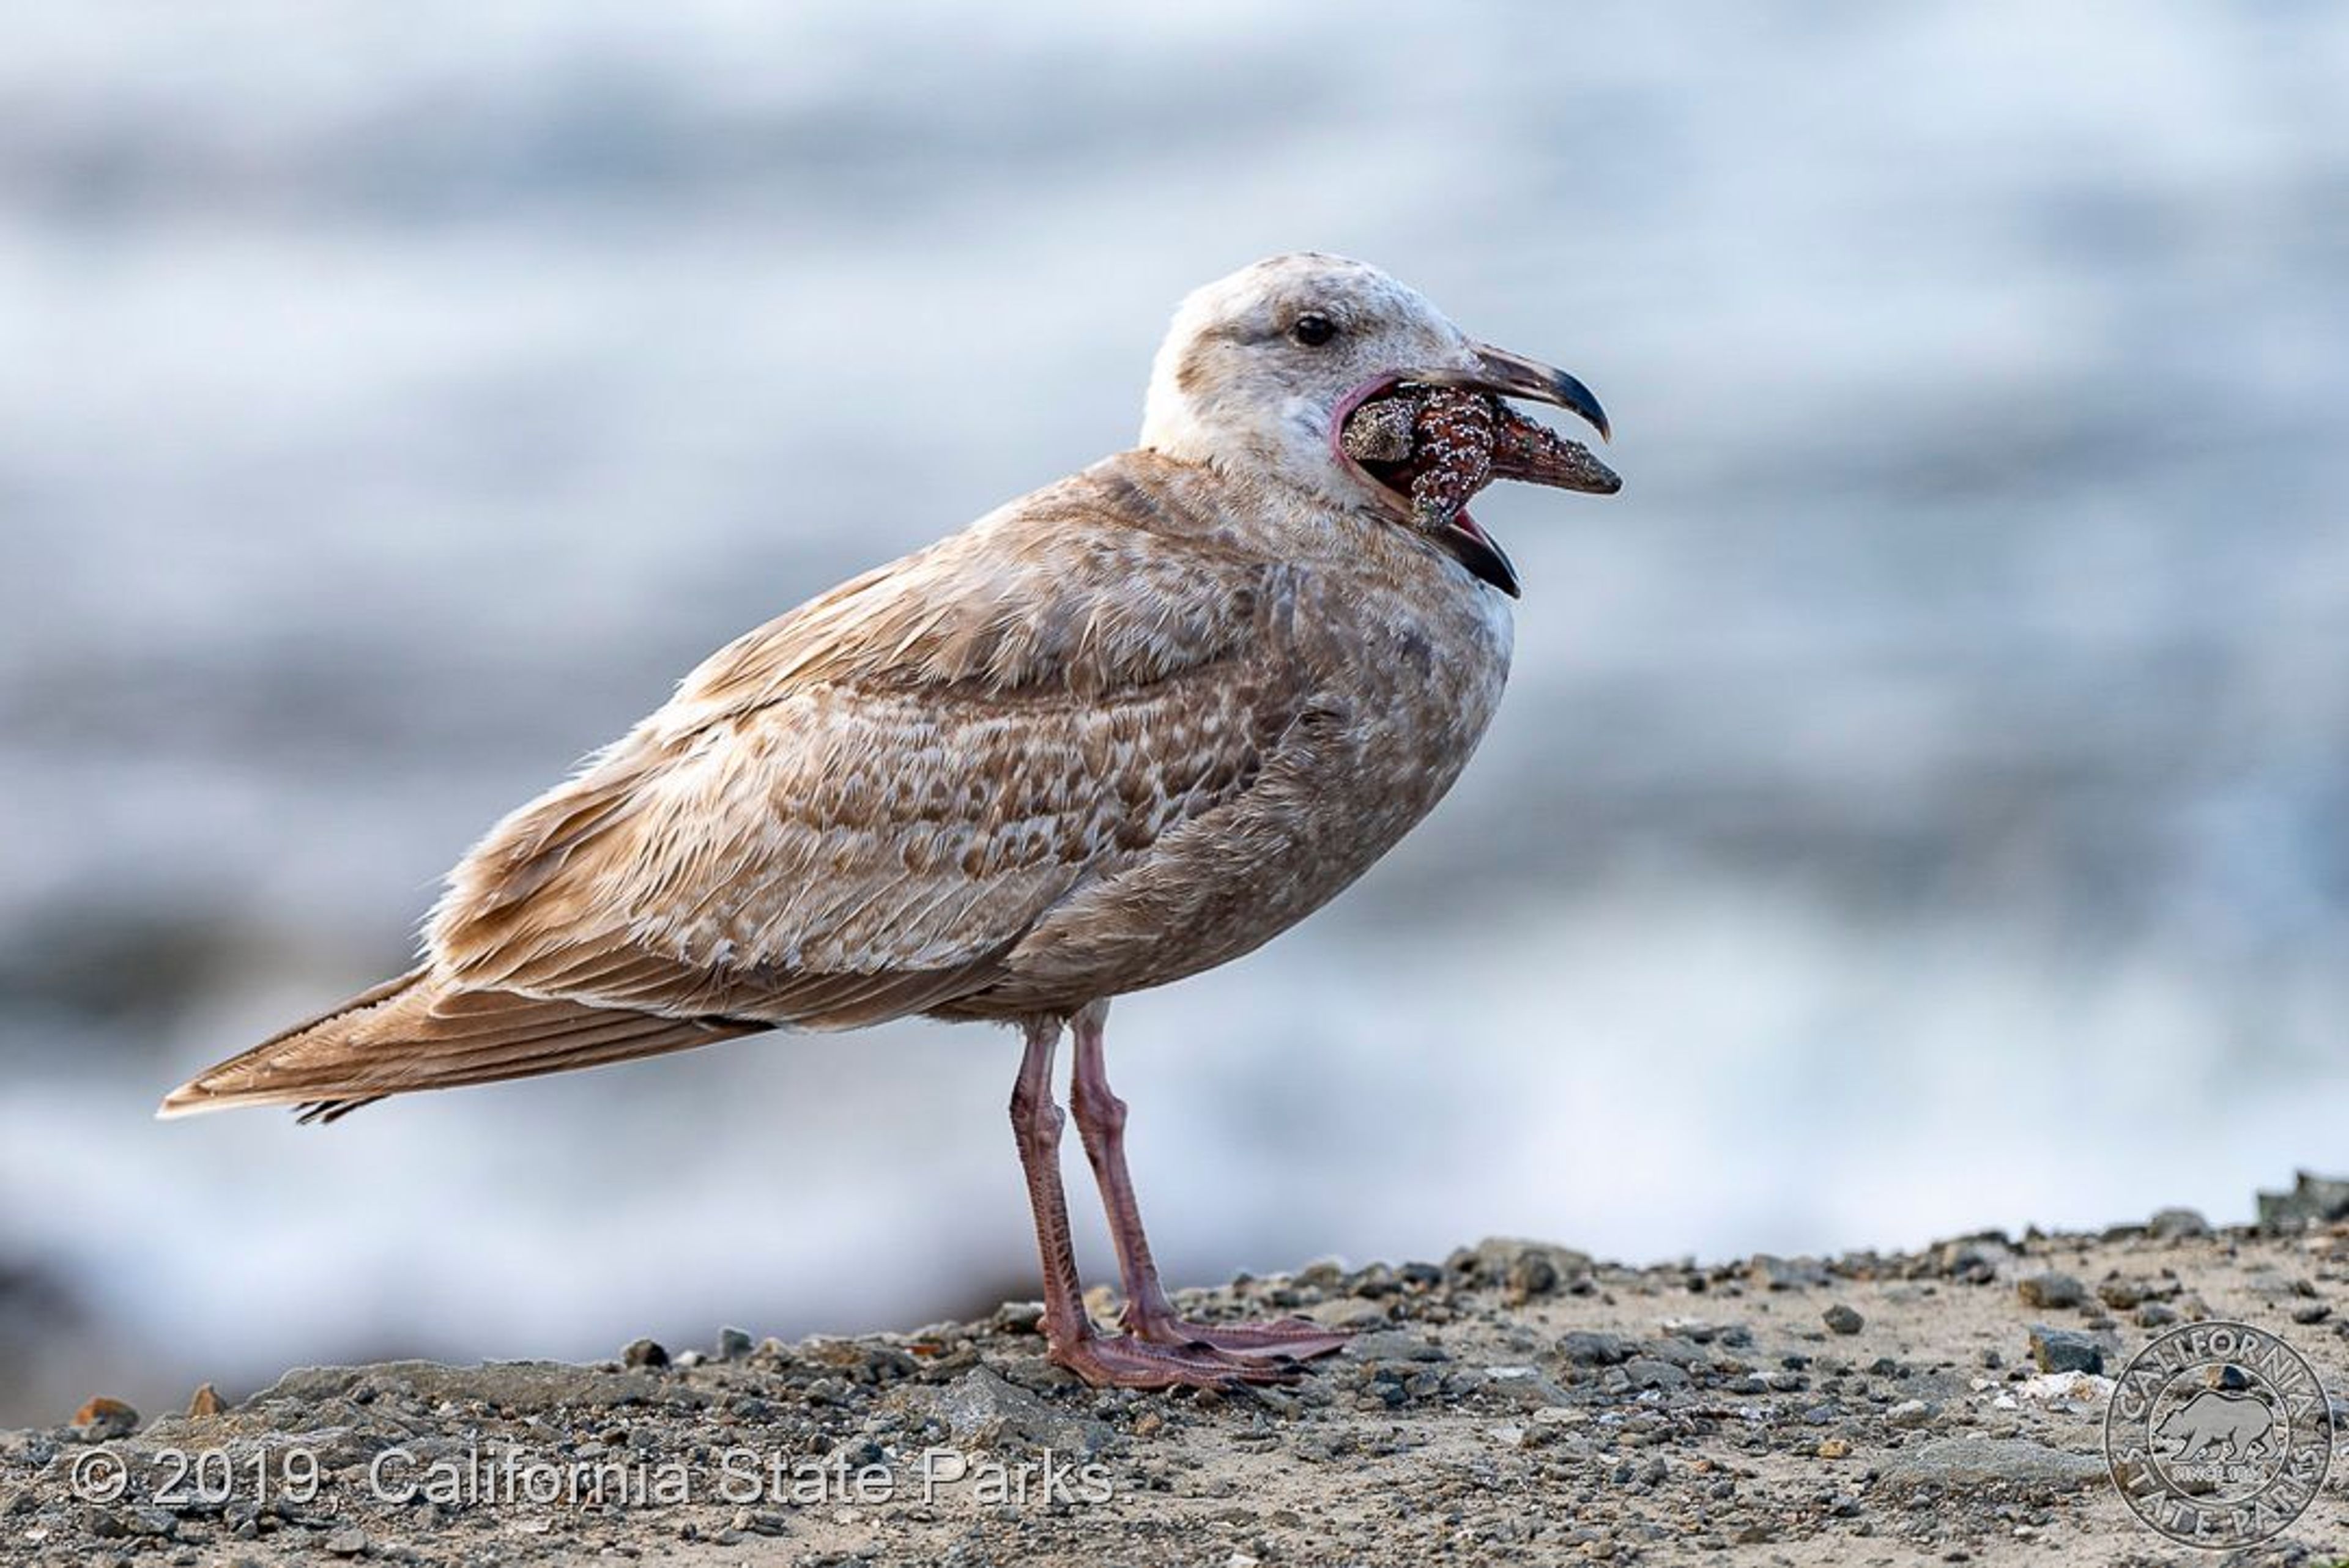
[2,1,2345,1427]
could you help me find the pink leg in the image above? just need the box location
[1067,1001,1351,1363]
[1006,1016,1296,1389]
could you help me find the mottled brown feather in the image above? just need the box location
[161,252,1560,1129]
[160,454,1337,1116]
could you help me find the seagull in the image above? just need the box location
[160,253,1619,1388]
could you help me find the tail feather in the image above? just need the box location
[157,967,768,1120]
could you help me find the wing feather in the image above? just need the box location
[163,453,1311,1119]
[429,457,1294,1029]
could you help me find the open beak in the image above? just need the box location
[1408,344,1612,599]
[1330,342,1616,601]
[1415,342,1611,442]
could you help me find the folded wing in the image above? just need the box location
[160,458,1297,1118]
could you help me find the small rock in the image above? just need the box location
[2257,1173,2349,1231]
[1822,1304,1864,1336]
[622,1339,669,1370]
[1817,1437,1851,1459]
[125,1506,177,1539]
[896,1368,1114,1455]
[1480,1364,1574,1408]
[1305,1298,1389,1331]
[992,1301,1046,1334]
[1881,1436,2106,1492]
[2016,1273,2084,1310]
[1934,1235,2012,1284]
[2147,1207,2209,1239]
[1343,1329,1448,1364]
[2095,1278,2148,1310]
[324,1526,368,1556]
[2013,1370,2113,1406]
[1557,1331,1631,1367]
[1885,1399,1935,1429]
[1749,1254,1829,1290]
[715,1327,755,1361]
[2026,1325,2105,1375]
[2136,1303,2180,1329]
[185,1384,224,1418]
[259,1359,669,1416]
[71,1397,139,1439]
[1449,1238,1593,1299]
[1620,1358,1691,1390]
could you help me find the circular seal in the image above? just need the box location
[2105,1319,2332,1547]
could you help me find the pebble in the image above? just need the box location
[127,1506,177,1539]
[992,1300,1046,1333]
[1449,1238,1592,1298]
[2015,1273,2084,1310]
[2257,1174,2349,1230]
[1306,1298,1390,1331]
[2,1217,2309,1564]
[2147,1207,2210,1239]
[715,1327,755,1361]
[1557,1331,1630,1366]
[2095,1278,2147,1309]
[2013,1371,2113,1407]
[1748,1255,1830,1290]
[1934,1237,2011,1284]
[1345,1329,1448,1363]
[2026,1325,2105,1375]
[1619,1358,1691,1391]
[70,1397,139,1439]
[1881,1437,2106,1492]
[1479,1365,1573,1408]
[621,1338,669,1369]
[898,1367,1115,1455]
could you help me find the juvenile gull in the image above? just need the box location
[160,253,1619,1389]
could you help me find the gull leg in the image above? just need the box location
[1008,1016,1295,1389]
[1067,1001,1351,1363]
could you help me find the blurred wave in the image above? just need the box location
[2,0,2346,1425]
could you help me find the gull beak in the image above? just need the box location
[1416,343,1611,442]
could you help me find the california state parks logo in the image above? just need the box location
[2105,1320,2331,1546]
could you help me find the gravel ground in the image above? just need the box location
[9,1200,2349,1567]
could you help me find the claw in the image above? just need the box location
[1050,1331,1305,1390]
[1132,1314,1353,1364]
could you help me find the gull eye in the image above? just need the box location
[1289,312,1338,347]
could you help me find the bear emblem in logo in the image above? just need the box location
[2106,1320,2331,1546]
[2157,1389,2276,1463]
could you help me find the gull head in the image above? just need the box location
[1138,252,1613,592]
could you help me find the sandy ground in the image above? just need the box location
[8,1201,2349,1567]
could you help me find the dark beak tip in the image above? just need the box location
[1553,374,1612,445]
